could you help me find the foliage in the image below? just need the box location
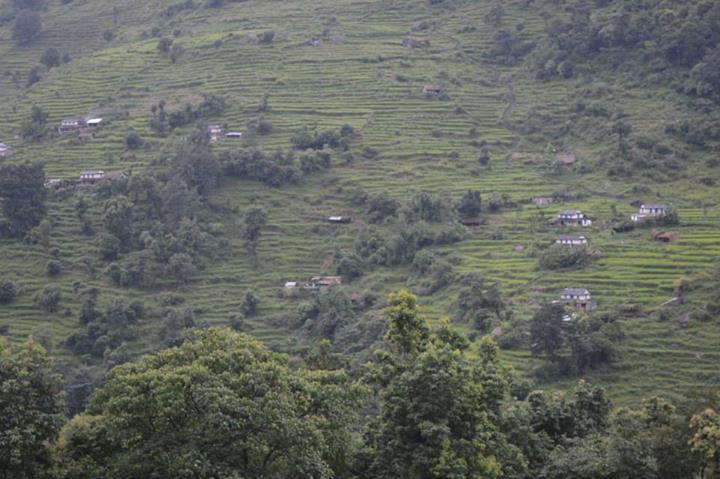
[242,207,267,258]
[455,272,506,330]
[34,285,61,313]
[365,290,508,478]
[56,328,364,479]
[456,189,482,218]
[0,338,66,479]
[537,244,594,270]
[13,10,42,45]
[0,163,47,238]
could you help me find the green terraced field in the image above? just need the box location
[0,0,719,405]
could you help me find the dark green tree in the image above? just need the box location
[0,163,47,237]
[0,338,66,479]
[13,11,42,45]
[243,207,267,259]
[56,328,363,479]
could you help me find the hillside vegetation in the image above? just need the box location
[1,0,720,408]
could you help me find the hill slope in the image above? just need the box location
[1,0,719,404]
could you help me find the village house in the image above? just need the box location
[558,288,597,313]
[86,118,104,128]
[631,203,668,222]
[555,153,576,167]
[79,170,106,182]
[225,132,243,139]
[422,84,443,95]
[284,281,298,289]
[533,196,554,207]
[0,142,13,157]
[327,216,352,224]
[59,118,87,133]
[304,276,343,290]
[550,209,592,227]
[207,124,223,141]
[555,234,587,246]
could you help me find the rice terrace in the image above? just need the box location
[3,1,720,476]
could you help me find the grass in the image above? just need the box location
[0,0,719,405]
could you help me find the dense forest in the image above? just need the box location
[1,0,720,477]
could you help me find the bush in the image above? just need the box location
[0,280,19,304]
[125,132,143,150]
[13,11,42,45]
[537,244,594,270]
[102,29,114,42]
[241,291,259,316]
[46,260,61,277]
[40,48,61,68]
[34,286,61,312]
[257,31,275,44]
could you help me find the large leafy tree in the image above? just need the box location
[0,338,66,479]
[0,163,47,238]
[56,328,363,479]
[365,289,507,479]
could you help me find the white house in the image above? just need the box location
[555,234,587,246]
[284,281,298,289]
[558,288,597,312]
[208,125,223,141]
[79,170,106,182]
[0,142,12,157]
[59,118,87,133]
[86,118,104,128]
[552,209,592,227]
[631,204,668,222]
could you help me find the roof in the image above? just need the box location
[556,235,586,241]
[225,132,243,137]
[81,170,105,176]
[642,203,668,209]
[556,154,576,164]
[562,288,590,296]
[423,84,442,92]
[86,118,103,125]
[559,209,582,215]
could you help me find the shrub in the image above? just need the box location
[537,244,594,270]
[0,280,19,304]
[46,260,61,277]
[40,48,61,68]
[34,286,61,312]
[257,31,275,44]
[125,132,143,150]
[102,29,114,42]
[13,11,42,45]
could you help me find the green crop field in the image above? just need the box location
[0,0,719,405]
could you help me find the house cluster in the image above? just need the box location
[207,124,242,141]
[549,209,592,227]
[0,142,14,158]
[631,204,668,222]
[59,117,104,134]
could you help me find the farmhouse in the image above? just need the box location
[284,281,298,289]
[651,229,678,243]
[86,118,104,128]
[550,209,592,227]
[304,276,343,290]
[59,118,87,133]
[207,124,223,141]
[79,170,106,182]
[422,84,443,95]
[0,142,14,157]
[328,216,352,224]
[555,153,576,166]
[460,217,481,227]
[533,196,553,207]
[631,203,668,222]
[558,288,597,313]
[555,234,587,246]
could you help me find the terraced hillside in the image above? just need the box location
[1,0,719,404]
